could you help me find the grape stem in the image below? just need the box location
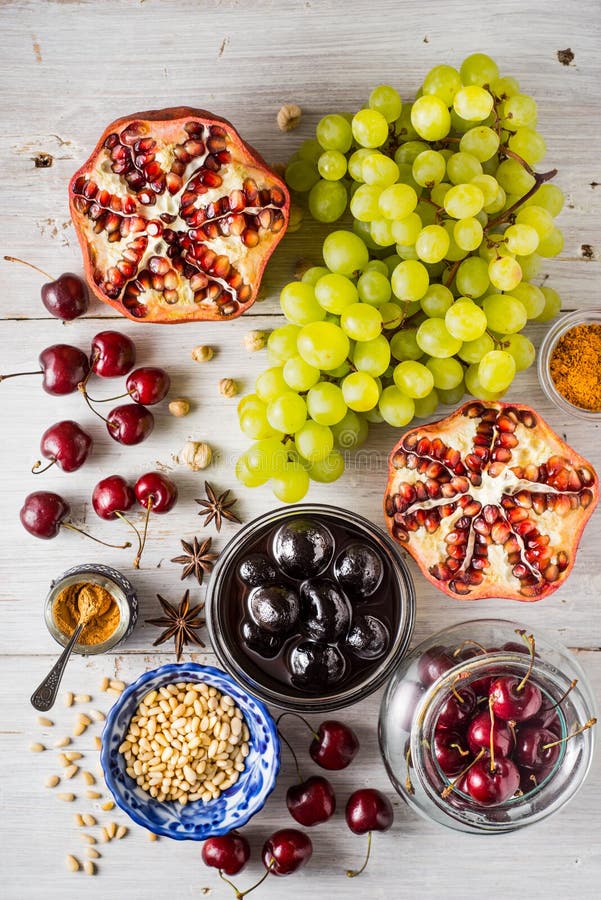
[444,259,461,287]
[485,167,558,231]
[499,145,535,177]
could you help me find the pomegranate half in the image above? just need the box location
[69,108,289,323]
[384,401,598,601]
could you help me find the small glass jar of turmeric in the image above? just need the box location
[538,309,601,419]
[44,564,138,655]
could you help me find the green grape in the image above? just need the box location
[446,151,483,184]
[235,453,269,488]
[309,179,347,223]
[397,242,419,260]
[348,148,374,182]
[285,159,320,192]
[488,256,523,291]
[391,213,422,245]
[357,270,392,306]
[369,84,403,122]
[460,126,500,161]
[395,104,419,141]
[420,283,454,317]
[297,321,350,370]
[413,203,434,230]
[323,231,369,275]
[430,182,452,206]
[308,450,345,483]
[315,273,358,314]
[342,371,380,411]
[362,153,399,186]
[267,324,301,365]
[331,409,368,449]
[364,407,385,423]
[318,150,348,181]
[353,218,381,251]
[508,127,546,165]
[465,363,505,401]
[378,183,418,220]
[395,140,429,165]
[515,206,555,240]
[416,317,462,358]
[496,158,535,195]
[412,150,446,187]
[422,64,462,105]
[352,108,389,148]
[478,232,514,263]
[509,282,545,319]
[483,185,506,214]
[441,221,469,261]
[515,253,541,280]
[524,183,564,216]
[391,259,429,301]
[302,266,330,286]
[349,184,382,221]
[316,114,353,151]
[413,388,440,418]
[471,173,500,206]
[458,333,494,363]
[460,53,499,86]
[504,223,539,256]
[536,228,564,257]
[490,75,520,99]
[307,381,347,425]
[383,253,402,275]
[328,361,352,379]
[380,302,405,330]
[280,281,326,325]
[453,86,494,121]
[245,438,288,476]
[352,334,391,376]
[415,225,450,264]
[237,392,264,418]
[445,298,487,340]
[298,139,323,164]
[482,293,527,333]
[256,366,289,403]
[395,164,424,198]
[504,333,536,371]
[393,360,434,398]
[295,420,334,462]
[450,108,474,134]
[501,94,537,128]
[239,405,282,440]
[478,349,516,392]
[390,327,421,361]
[378,385,415,426]
[439,381,466,405]
[266,392,307,434]
[453,217,483,251]
[272,462,310,503]
[426,356,464,390]
[340,303,383,341]
[443,183,484,218]
[535,286,562,322]
[370,218,396,247]
[283,355,320,391]
[364,259,389,275]
[410,95,451,141]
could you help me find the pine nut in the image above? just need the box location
[82,814,96,827]
[73,723,87,737]
[59,754,70,766]
[94,736,102,750]
[66,855,79,872]
[77,714,92,727]
[74,813,84,827]
[102,800,114,811]
[100,827,110,843]
[37,716,54,727]
[64,765,79,780]
[75,694,92,703]
[149,832,158,841]
[58,793,75,801]
[66,751,83,761]
[106,822,117,839]
[86,790,101,799]
[110,679,126,691]
[45,775,60,788]
[82,771,95,786]
[29,742,45,752]
[64,691,74,707]
[115,825,128,839]
[90,709,105,722]
[84,860,96,876]
[54,736,71,748]
[81,834,96,844]
[86,847,101,859]
[99,676,110,691]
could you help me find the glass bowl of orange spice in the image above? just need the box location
[538,309,601,419]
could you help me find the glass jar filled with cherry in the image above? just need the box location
[379,619,597,834]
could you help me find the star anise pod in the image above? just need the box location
[171,536,218,585]
[195,481,242,532]
[145,590,206,661]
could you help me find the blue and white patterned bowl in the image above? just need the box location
[101,663,280,840]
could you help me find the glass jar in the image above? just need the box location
[379,619,597,833]
[537,308,601,420]
[44,563,138,655]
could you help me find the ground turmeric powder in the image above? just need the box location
[53,582,120,646]
[549,323,601,411]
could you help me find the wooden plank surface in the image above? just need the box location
[1,1,600,898]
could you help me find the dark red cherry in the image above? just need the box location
[286,776,336,827]
[91,331,136,377]
[514,724,560,772]
[530,707,562,737]
[417,645,455,686]
[433,729,471,776]
[345,789,393,834]
[465,756,520,805]
[92,475,136,520]
[467,710,514,757]
[309,720,360,770]
[262,828,312,876]
[134,471,178,513]
[201,831,250,876]
[35,420,92,474]
[40,345,89,394]
[126,367,170,405]
[4,256,89,320]
[489,676,542,722]
[107,404,154,445]
[436,685,477,730]
[20,491,69,539]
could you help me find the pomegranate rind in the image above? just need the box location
[384,401,599,602]
[69,108,290,323]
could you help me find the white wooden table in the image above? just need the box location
[1,1,600,897]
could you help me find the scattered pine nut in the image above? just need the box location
[58,793,76,802]
[81,833,96,845]
[77,714,92,727]
[82,814,96,827]
[86,790,101,799]
[54,736,71,748]
[83,771,96,786]
[58,754,70,767]
[110,679,126,691]
[106,822,117,839]
[115,825,128,840]
[64,691,74,707]
[100,826,110,843]
[148,832,158,842]
[101,800,114,811]
[86,847,101,859]
[29,742,45,752]
[93,736,102,751]
[37,716,54,727]
[277,102,302,131]
[99,676,110,691]
[74,813,84,827]
[65,855,80,872]
[64,764,79,780]
[75,694,92,703]
[84,860,96,876]
[73,722,87,737]
[45,775,60,788]
[89,709,105,722]
[65,751,83,761]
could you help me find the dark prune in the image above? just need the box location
[248,585,299,634]
[273,518,334,580]
[288,640,346,690]
[240,619,283,659]
[238,553,278,588]
[334,543,383,599]
[299,579,351,642]
[346,614,389,660]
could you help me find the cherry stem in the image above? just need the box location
[31,458,56,475]
[83,390,130,404]
[219,860,274,899]
[488,694,497,771]
[515,629,535,693]
[449,742,470,758]
[79,382,109,425]
[541,679,578,713]
[133,497,153,569]
[405,746,414,795]
[450,672,469,703]
[277,727,303,782]
[452,638,489,658]
[346,830,372,879]
[61,521,131,550]
[485,167,558,231]
[276,711,319,743]
[0,370,43,383]
[114,511,143,561]
[441,748,486,799]
[542,718,597,750]
[4,254,54,282]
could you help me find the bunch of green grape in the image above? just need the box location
[236,53,564,503]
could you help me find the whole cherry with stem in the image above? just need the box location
[131,472,178,568]
[32,421,92,475]
[1,344,89,395]
[277,727,336,826]
[433,729,471,777]
[436,676,477,730]
[20,490,130,548]
[4,255,89,320]
[79,381,155,446]
[90,331,136,377]
[277,712,359,770]
[467,709,514,759]
[83,367,171,407]
[489,630,542,722]
[345,788,394,878]
[465,754,520,806]
[201,831,251,876]
[262,829,312,876]
[519,718,597,774]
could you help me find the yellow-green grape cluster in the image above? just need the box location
[237,54,564,502]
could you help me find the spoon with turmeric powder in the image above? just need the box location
[31,585,104,711]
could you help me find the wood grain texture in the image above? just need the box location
[1,1,600,898]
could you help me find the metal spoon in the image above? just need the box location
[31,621,85,711]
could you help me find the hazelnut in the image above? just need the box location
[168,398,190,417]
[181,441,213,471]
[277,103,302,132]
[219,378,238,398]
[191,345,214,363]
[244,330,269,352]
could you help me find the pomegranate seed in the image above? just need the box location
[202,171,223,189]
[184,121,204,137]
[496,413,517,433]
[491,521,510,544]
[121,122,148,145]
[557,551,569,571]
[103,133,119,149]
[149,256,170,275]
[242,229,259,248]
